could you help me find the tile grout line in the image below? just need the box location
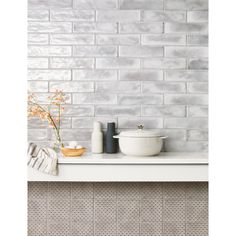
[46,182,49,236]
[138,183,141,236]
[161,182,164,236]
[116,183,118,236]
[185,184,187,236]
[93,183,95,236]
[70,182,72,236]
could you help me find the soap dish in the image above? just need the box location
[61,147,86,157]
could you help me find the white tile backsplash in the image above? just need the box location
[28,0,208,151]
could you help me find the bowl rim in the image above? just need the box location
[61,147,86,151]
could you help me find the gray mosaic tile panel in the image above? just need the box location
[71,221,94,236]
[95,198,117,222]
[117,200,139,222]
[94,182,117,199]
[28,221,47,236]
[140,199,162,222]
[140,222,162,236]
[28,182,208,236]
[71,199,94,222]
[71,182,94,199]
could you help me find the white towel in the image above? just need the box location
[27,143,58,176]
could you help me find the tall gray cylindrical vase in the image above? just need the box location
[105,122,118,153]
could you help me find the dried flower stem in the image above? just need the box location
[28,90,66,148]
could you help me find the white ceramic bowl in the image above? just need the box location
[114,125,167,156]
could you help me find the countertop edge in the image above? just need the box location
[57,152,208,164]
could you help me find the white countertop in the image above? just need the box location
[58,152,208,165]
[28,152,208,182]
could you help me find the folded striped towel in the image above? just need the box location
[27,143,58,176]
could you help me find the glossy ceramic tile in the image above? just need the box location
[28,0,208,152]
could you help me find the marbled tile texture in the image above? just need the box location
[28,182,208,236]
[28,0,208,151]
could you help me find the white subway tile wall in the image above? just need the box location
[28,0,208,151]
[28,182,208,236]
